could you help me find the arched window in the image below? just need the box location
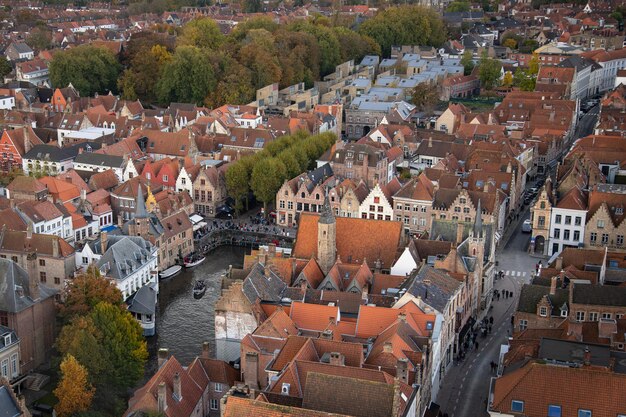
[301,192,305,198]
[315,194,320,200]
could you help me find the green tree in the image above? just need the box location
[60,265,123,321]
[278,149,302,178]
[460,50,475,76]
[478,51,502,90]
[26,27,52,51]
[57,302,147,414]
[503,38,517,50]
[446,1,470,12]
[528,52,540,75]
[204,54,255,107]
[275,30,320,88]
[156,46,216,105]
[358,5,447,56]
[178,17,224,49]
[54,355,95,417]
[226,160,251,214]
[49,45,121,96]
[0,57,12,79]
[238,30,282,89]
[290,21,342,76]
[119,44,172,102]
[513,68,536,91]
[410,83,440,112]
[243,0,262,12]
[503,71,513,86]
[250,158,287,212]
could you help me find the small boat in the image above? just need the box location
[184,254,206,268]
[159,265,182,280]
[193,280,207,298]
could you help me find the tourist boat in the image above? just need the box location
[184,254,206,268]
[159,265,182,280]
[193,280,207,298]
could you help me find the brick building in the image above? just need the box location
[0,259,57,373]
[321,143,389,188]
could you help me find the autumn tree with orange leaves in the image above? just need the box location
[54,354,95,417]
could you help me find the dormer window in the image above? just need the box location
[539,306,548,317]
[3,334,11,346]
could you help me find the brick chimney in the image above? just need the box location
[550,275,558,295]
[583,347,591,366]
[391,378,402,417]
[244,352,259,390]
[157,381,167,413]
[398,312,407,322]
[396,358,409,384]
[52,238,59,258]
[555,256,563,271]
[100,231,108,253]
[329,352,345,366]
[383,341,393,353]
[202,341,210,358]
[321,329,333,340]
[157,348,169,368]
[456,222,464,246]
[173,372,182,401]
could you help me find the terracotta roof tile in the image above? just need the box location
[293,214,403,270]
[223,396,350,417]
[289,302,340,332]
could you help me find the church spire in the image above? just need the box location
[134,183,148,219]
[473,199,483,239]
[319,188,335,225]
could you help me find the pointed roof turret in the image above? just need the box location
[474,199,483,238]
[319,190,335,224]
[134,183,148,219]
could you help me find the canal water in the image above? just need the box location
[145,245,248,374]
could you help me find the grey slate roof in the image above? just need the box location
[517,284,569,315]
[242,263,287,304]
[96,236,155,281]
[572,284,626,307]
[0,259,56,313]
[538,338,610,367]
[74,152,124,168]
[127,283,157,315]
[400,264,462,313]
[11,42,33,54]
[23,144,74,162]
[0,386,20,417]
[0,326,17,352]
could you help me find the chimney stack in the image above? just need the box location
[244,352,259,390]
[157,382,167,413]
[456,221,464,246]
[23,125,31,155]
[329,352,345,366]
[173,372,182,401]
[550,275,558,295]
[398,312,407,322]
[383,341,393,353]
[27,253,40,300]
[157,348,169,368]
[100,231,108,253]
[321,329,333,340]
[202,341,210,358]
[52,238,59,258]
[396,358,409,384]
[555,256,563,271]
[583,347,591,366]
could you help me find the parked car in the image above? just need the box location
[522,219,532,233]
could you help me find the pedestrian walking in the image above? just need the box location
[489,316,494,325]
[475,341,479,350]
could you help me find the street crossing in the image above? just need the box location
[503,270,527,277]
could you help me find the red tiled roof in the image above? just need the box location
[290,302,340,332]
[491,361,626,416]
[293,214,402,270]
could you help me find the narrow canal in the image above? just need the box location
[145,245,248,374]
